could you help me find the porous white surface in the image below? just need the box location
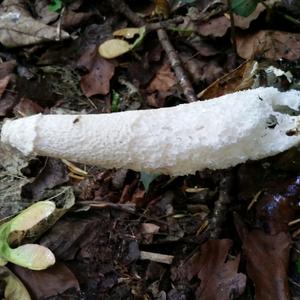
[1,87,300,175]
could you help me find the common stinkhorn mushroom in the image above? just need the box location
[1,87,300,176]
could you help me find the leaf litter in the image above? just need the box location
[0,0,300,299]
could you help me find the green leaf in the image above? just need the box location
[111,90,120,112]
[140,172,160,192]
[230,0,259,17]
[296,259,300,274]
[179,0,197,3]
[48,0,63,12]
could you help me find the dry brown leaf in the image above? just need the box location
[179,239,246,300]
[146,63,176,93]
[61,9,94,30]
[78,46,115,97]
[21,158,69,200]
[198,60,256,99]
[197,16,230,37]
[0,75,10,98]
[236,30,300,61]
[35,0,59,24]
[13,97,44,117]
[0,60,16,79]
[0,0,69,47]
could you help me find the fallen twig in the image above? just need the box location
[139,251,174,264]
[157,28,197,102]
[209,171,234,239]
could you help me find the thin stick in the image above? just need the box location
[209,171,234,239]
[110,0,144,26]
[77,200,136,213]
[140,251,174,264]
[227,0,237,53]
[157,28,197,102]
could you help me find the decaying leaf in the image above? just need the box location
[0,266,31,300]
[21,158,69,200]
[198,60,257,99]
[197,16,230,37]
[78,46,115,96]
[0,0,69,47]
[176,239,246,300]
[0,142,31,218]
[0,75,11,98]
[236,30,300,61]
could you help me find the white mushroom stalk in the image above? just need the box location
[1,87,300,176]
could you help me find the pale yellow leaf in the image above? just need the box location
[99,39,132,59]
[113,27,140,39]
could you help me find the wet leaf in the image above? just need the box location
[242,230,291,300]
[12,262,80,299]
[230,0,259,17]
[0,266,31,300]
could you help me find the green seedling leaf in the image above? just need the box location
[9,244,55,270]
[140,172,160,192]
[296,258,300,274]
[48,0,63,12]
[111,90,121,112]
[132,26,146,49]
[0,201,56,270]
[0,266,31,300]
[230,0,259,17]
[10,201,55,232]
